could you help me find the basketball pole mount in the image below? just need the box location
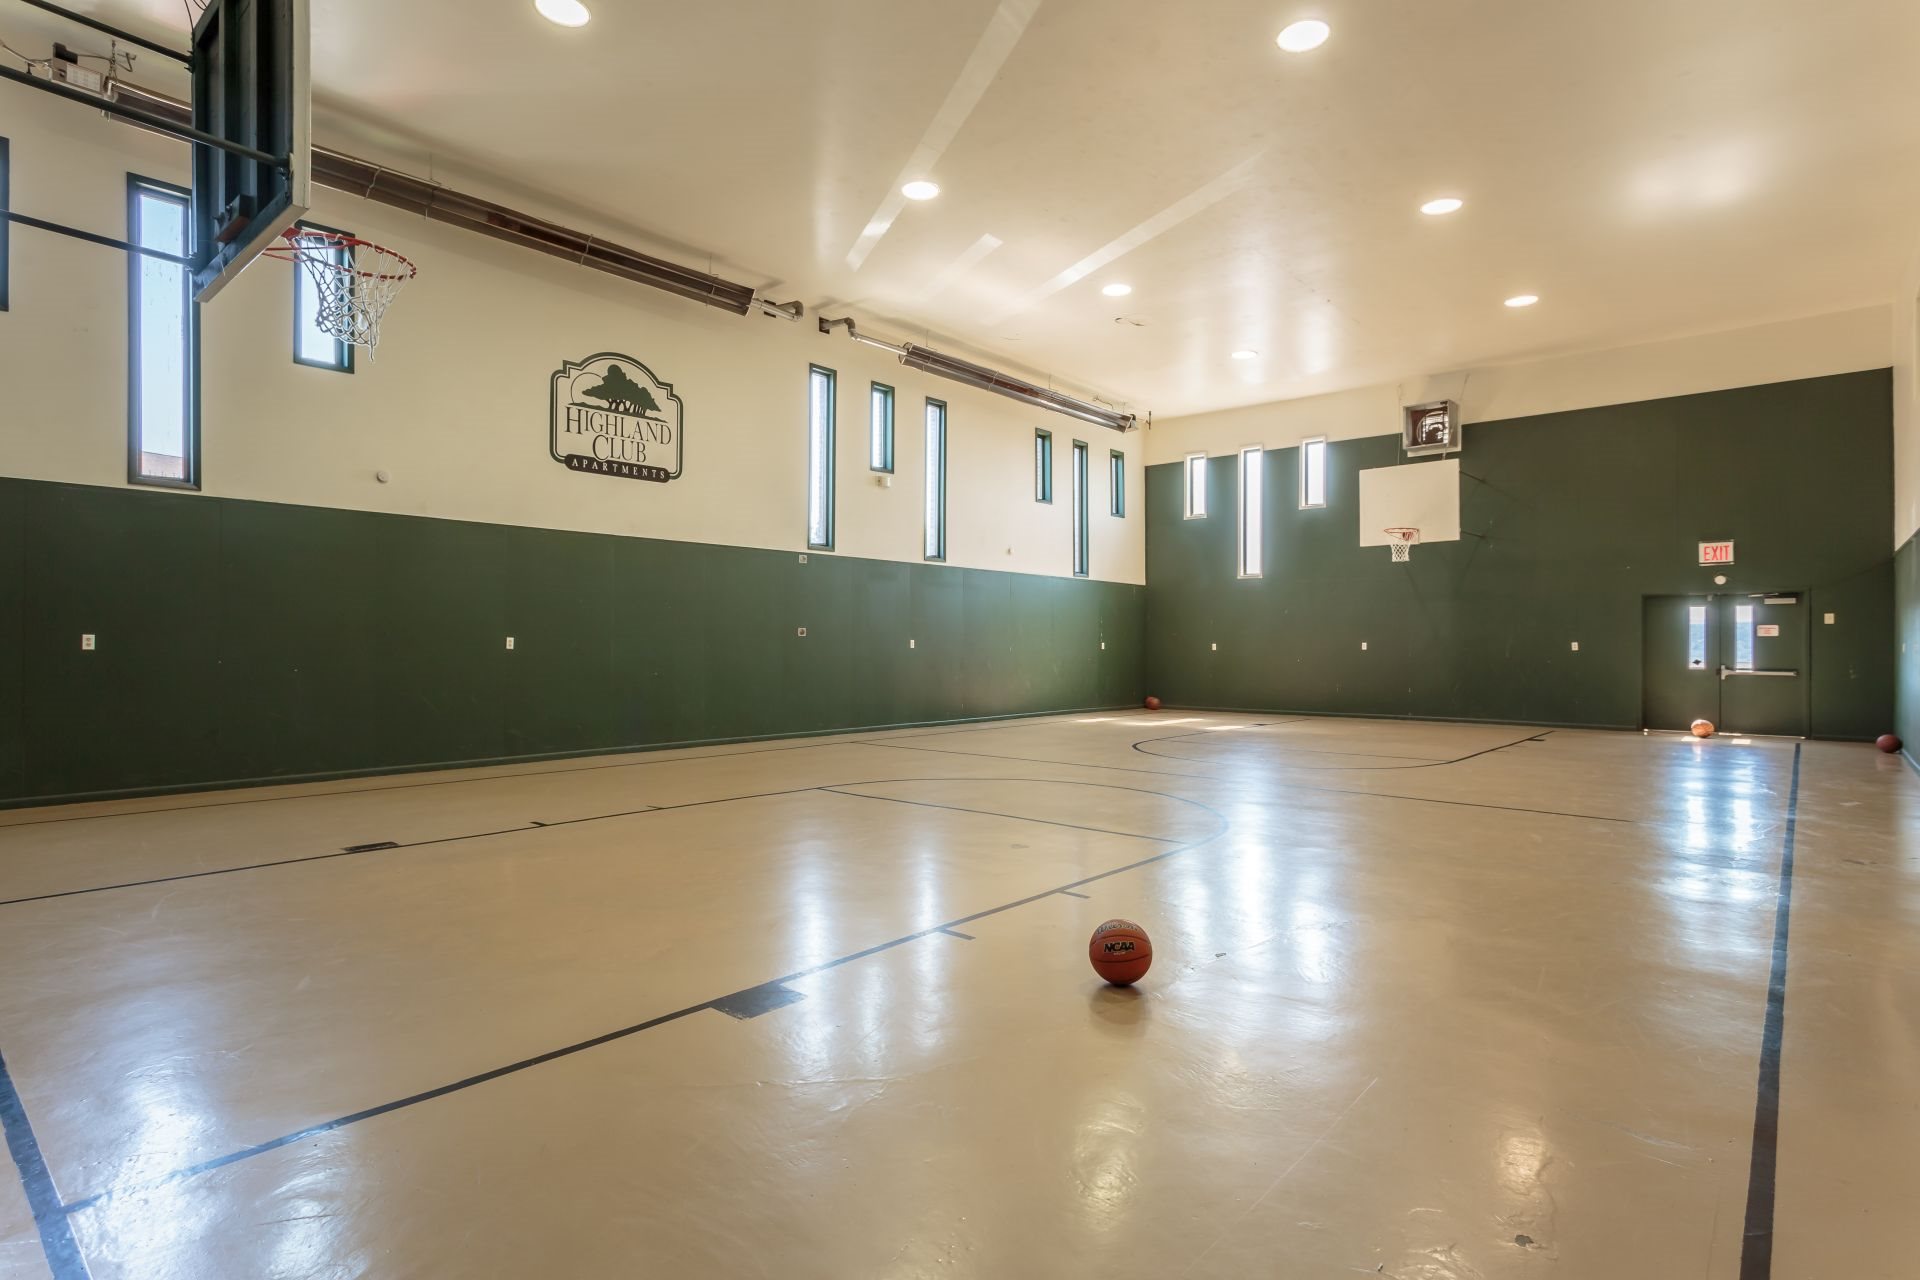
[0,64,286,170]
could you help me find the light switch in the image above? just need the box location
[1361,641,1368,651]
[1824,613,1835,625]
[797,627,807,638]
[1571,642,1580,651]
[798,554,808,564]
[909,638,916,649]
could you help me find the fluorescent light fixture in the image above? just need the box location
[902,180,941,201]
[1504,294,1539,308]
[1101,283,1133,297]
[1420,197,1463,215]
[535,0,590,26]
[1231,349,1258,360]
[1276,19,1330,52]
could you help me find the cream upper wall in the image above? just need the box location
[1147,306,1894,469]
[0,84,1145,585]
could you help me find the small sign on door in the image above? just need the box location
[1756,624,1780,637]
[1699,540,1735,566]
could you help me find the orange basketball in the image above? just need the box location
[1143,696,1162,711]
[1089,918,1153,985]
[1690,719,1715,738]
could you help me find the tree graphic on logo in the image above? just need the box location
[580,363,662,417]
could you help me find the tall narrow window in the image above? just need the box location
[1734,604,1755,671]
[1687,605,1707,669]
[1072,440,1090,577]
[1238,445,1264,577]
[1184,452,1208,518]
[807,365,836,550]
[1034,429,1053,503]
[128,176,197,487]
[1,137,11,312]
[924,399,947,560]
[1109,450,1126,517]
[870,382,894,472]
[292,222,353,371]
[1300,436,1327,508]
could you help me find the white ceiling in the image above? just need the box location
[52,0,1920,416]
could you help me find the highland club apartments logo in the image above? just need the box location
[550,353,684,482]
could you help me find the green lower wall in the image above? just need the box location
[0,478,1144,806]
[1896,533,1920,753]
[1146,370,1895,736]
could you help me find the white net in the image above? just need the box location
[274,230,417,357]
[1385,527,1420,562]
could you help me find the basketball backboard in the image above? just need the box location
[189,0,310,301]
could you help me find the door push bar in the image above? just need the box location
[1720,666,1798,679]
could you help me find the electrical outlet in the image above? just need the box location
[1361,641,1368,651]
[909,638,916,649]
[1824,612,1835,625]
[505,637,515,650]
[1100,641,1106,650]
[797,627,807,638]
[80,633,96,651]
[1210,642,1218,651]
[798,554,808,564]
[1570,641,1580,651]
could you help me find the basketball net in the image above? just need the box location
[1384,527,1420,562]
[268,228,417,357]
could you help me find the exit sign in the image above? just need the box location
[1699,540,1735,566]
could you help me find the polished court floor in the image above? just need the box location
[0,712,1915,1279]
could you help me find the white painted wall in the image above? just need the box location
[0,83,1145,584]
[1149,306,1893,473]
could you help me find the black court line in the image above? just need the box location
[1056,889,1091,899]
[1133,727,1551,771]
[862,737,1628,824]
[822,787,1181,844]
[938,928,975,940]
[57,785,1233,1215]
[1738,741,1801,1280]
[2,773,1224,909]
[0,713,1086,832]
[0,1050,89,1280]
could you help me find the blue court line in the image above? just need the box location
[0,1049,90,1279]
[1738,741,1801,1279]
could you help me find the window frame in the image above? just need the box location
[126,173,200,490]
[807,364,837,551]
[0,136,10,313]
[291,219,355,373]
[1034,428,1053,503]
[924,398,948,561]
[1238,445,1264,578]
[1184,452,1208,519]
[1071,439,1090,577]
[869,381,895,473]
[1109,449,1125,517]
[1299,436,1327,509]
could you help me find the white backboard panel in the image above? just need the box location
[1359,459,1460,545]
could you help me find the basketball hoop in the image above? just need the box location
[266,228,417,356]
[1384,527,1420,562]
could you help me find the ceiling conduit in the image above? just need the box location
[818,316,1136,433]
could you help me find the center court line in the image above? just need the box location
[1133,728,1551,772]
[0,772,1220,907]
[55,787,1234,1215]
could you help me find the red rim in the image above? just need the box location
[263,228,419,280]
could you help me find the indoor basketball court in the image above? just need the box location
[2,2,1918,1277]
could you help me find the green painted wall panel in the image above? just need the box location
[0,479,1143,805]
[0,480,23,800]
[1895,535,1920,754]
[1146,370,1894,735]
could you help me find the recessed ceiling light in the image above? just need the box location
[535,0,590,27]
[902,180,941,201]
[1420,197,1464,216]
[1101,283,1133,297]
[1275,19,1330,52]
[1231,349,1259,360]
[1504,294,1539,308]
